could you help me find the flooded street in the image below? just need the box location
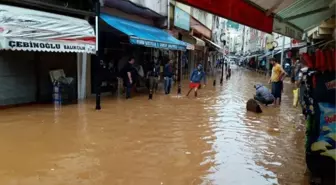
[0,67,308,185]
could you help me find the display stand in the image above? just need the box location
[300,47,336,184]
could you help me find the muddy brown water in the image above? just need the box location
[0,67,309,185]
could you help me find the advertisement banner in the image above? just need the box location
[176,0,273,33]
[174,7,190,31]
[0,4,96,53]
[265,34,275,50]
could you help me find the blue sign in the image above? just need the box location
[174,7,190,31]
[130,38,186,51]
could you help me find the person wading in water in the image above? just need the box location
[164,60,174,95]
[121,57,136,99]
[146,57,160,99]
[187,64,206,97]
[268,58,285,106]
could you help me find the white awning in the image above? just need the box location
[0,5,96,54]
[192,36,205,47]
[203,38,222,50]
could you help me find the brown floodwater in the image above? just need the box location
[0,66,309,185]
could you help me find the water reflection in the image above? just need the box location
[0,67,307,185]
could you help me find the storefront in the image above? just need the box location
[189,17,212,72]
[0,4,95,107]
[91,13,187,94]
[203,38,223,72]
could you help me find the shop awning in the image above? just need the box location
[203,38,222,50]
[100,13,187,51]
[0,5,96,54]
[181,34,204,50]
[192,36,205,47]
[246,0,335,40]
[177,0,273,33]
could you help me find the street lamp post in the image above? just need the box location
[177,33,182,94]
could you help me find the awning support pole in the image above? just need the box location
[280,36,285,67]
[220,58,224,85]
[177,33,182,94]
[95,0,101,110]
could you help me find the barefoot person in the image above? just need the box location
[187,64,206,97]
[254,83,274,106]
[268,58,285,105]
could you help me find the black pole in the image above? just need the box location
[177,33,182,94]
[213,55,217,86]
[95,0,101,110]
[220,59,224,85]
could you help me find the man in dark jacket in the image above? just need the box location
[121,57,135,99]
[254,83,275,106]
[164,60,174,94]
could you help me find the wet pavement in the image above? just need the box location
[0,66,309,185]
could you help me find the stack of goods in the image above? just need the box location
[300,48,336,178]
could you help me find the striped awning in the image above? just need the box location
[0,5,96,53]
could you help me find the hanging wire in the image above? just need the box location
[321,39,336,50]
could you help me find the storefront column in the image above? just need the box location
[95,0,101,110]
[77,53,88,100]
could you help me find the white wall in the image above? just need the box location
[129,0,168,16]
[191,8,213,30]
[241,27,264,54]
[175,2,191,14]
[212,17,226,47]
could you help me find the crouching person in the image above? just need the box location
[254,83,274,106]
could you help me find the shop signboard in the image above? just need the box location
[0,37,95,53]
[227,20,239,30]
[0,4,96,53]
[130,37,186,51]
[174,6,190,31]
[273,18,303,41]
[265,34,275,50]
[186,44,195,50]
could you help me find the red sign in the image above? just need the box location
[177,0,273,33]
